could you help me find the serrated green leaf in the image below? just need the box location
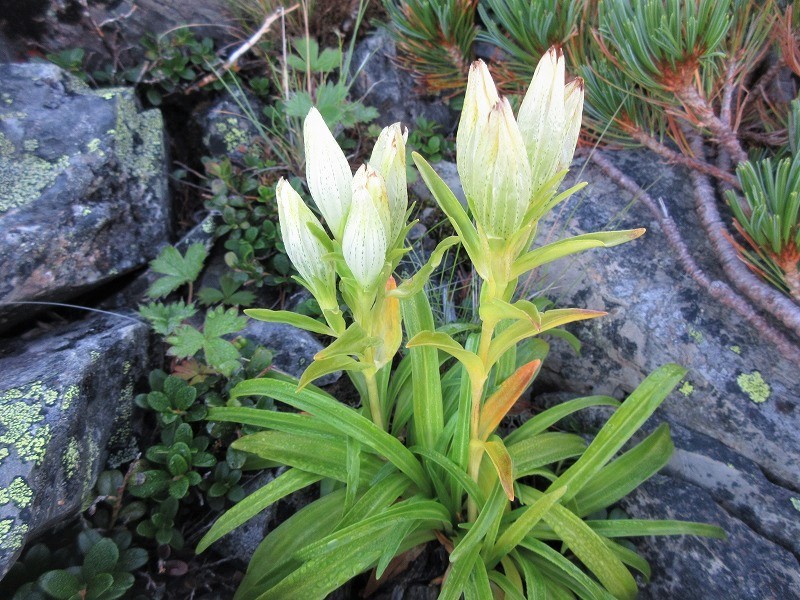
[166,325,205,358]
[147,243,208,298]
[204,306,248,338]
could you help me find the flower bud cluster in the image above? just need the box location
[277,108,408,295]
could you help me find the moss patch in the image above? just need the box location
[737,371,770,404]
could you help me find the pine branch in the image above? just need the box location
[687,133,800,340]
[590,150,800,366]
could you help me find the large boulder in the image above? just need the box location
[619,475,800,599]
[534,150,800,489]
[350,28,456,131]
[0,314,156,578]
[0,63,169,332]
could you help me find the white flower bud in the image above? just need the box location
[558,78,584,174]
[517,47,567,193]
[457,60,500,200]
[304,107,352,240]
[342,165,391,290]
[463,98,532,239]
[369,123,408,245]
[276,178,335,298]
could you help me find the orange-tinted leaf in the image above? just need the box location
[478,360,541,441]
[483,439,515,501]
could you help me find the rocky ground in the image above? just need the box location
[1,2,799,599]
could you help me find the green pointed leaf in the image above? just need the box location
[314,323,379,361]
[504,396,620,446]
[406,331,485,387]
[245,309,335,337]
[489,487,566,567]
[390,236,461,298]
[508,432,587,478]
[582,519,726,540]
[412,153,484,270]
[512,229,646,278]
[298,355,370,390]
[230,376,431,494]
[439,544,480,600]
[197,469,321,553]
[450,483,506,563]
[547,364,686,500]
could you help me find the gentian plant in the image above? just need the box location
[197,48,724,599]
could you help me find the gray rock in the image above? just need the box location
[242,321,340,386]
[195,92,264,165]
[534,150,800,490]
[0,63,170,333]
[618,475,800,599]
[213,470,277,566]
[350,28,456,131]
[0,314,156,578]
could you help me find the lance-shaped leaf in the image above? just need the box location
[487,308,606,368]
[488,486,566,568]
[389,236,461,298]
[197,468,321,553]
[412,153,487,277]
[298,355,372,391]
[450,483,507,563]
[479,298,542,329]
[478,360,541,441]
[315,323,380,361]
[245,308,336,337]
[481,437,515,500]
[512,229,646,278]
[406,331,486,387]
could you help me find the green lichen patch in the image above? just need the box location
[63,437,80,479]
[86,137,105,157]
[0,477,33,508]
[0,382,59,465]
[0,519,29,551]
[212,117,250,153]
[0,131,71,214]
[111,91,164,184]
[737,371,771,404]
[730,345,742,355]
[791,497,800,513]
[686,326,704,344]
[62,385,80,411]
[679,381,694,396]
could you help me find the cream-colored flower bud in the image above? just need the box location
[276,178,335,297]
[557,78,584,174]
[517,47,567,194]
[463,98,532,239]
[457,60,500,200]
[304,107,353,240]
[369,123,408,245]
[342,165,391,290]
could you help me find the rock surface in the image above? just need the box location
[0,314,156,578]
[194,92,264,166]
[534,150,800,489]
[619,475,800,599]
[0,63,170,333]
[351,28,456,131]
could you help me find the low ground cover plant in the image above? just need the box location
[197,48,724,599]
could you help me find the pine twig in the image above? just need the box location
[687,133,800,340]
[590,151,800,365]
[185,3,300,93]
[630,129,741,188]
[676,83,748,164]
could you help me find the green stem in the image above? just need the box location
[466,314,497,522]
[364,369,385,431]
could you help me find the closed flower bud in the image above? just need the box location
[463,98,532,240]
[517,47,567,194]
[558,78,584,174]
[457,60,500,199]
[276,178,336,304]
[304,107,353,240]
[369,123,408,245]
[342,165,391,290]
